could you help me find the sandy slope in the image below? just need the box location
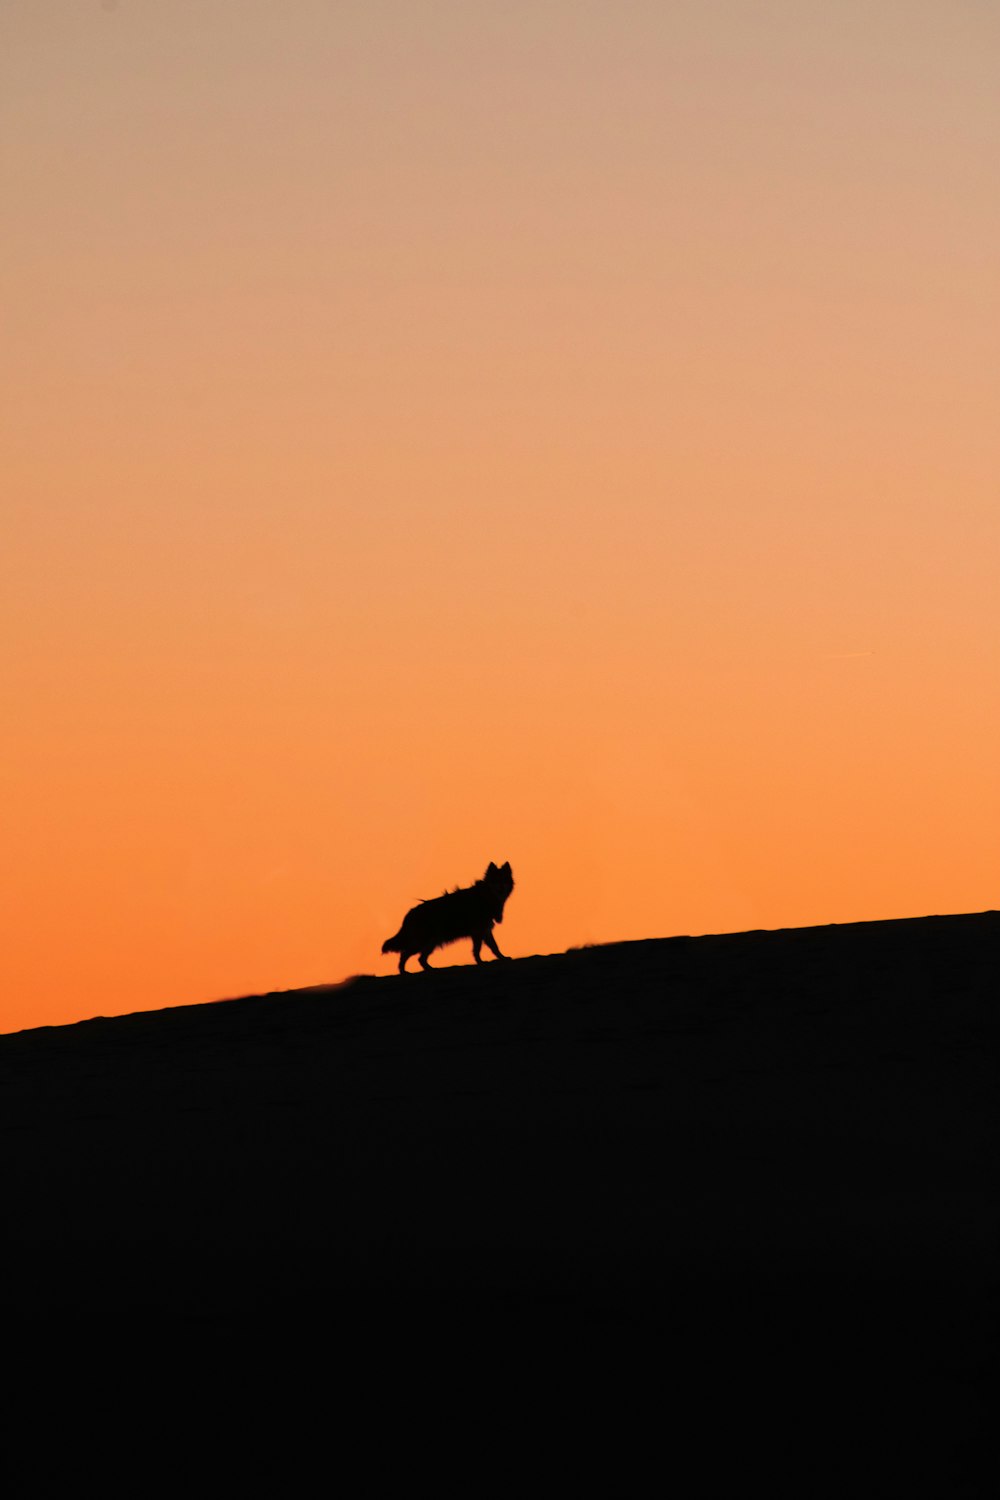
[2,912,995,1487]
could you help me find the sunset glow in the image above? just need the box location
[4,1,998,1031]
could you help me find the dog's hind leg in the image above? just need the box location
[472,937,484,963]
[399,952,413,974]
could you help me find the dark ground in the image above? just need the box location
[2,913,996,1490]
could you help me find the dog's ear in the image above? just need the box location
[501,862,512,876]
[485,862,498,877]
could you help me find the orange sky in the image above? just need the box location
[3,1,997,1032]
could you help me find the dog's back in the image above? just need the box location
[382,862,514,973]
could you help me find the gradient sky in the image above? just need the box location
[3,1,998,1032]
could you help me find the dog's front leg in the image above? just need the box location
[484,929,506,960]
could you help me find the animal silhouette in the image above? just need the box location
[382,862,515,973]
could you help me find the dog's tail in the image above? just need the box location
[381,930,403,955]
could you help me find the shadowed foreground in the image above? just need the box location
[3,913,996,1488]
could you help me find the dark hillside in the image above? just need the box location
[3,912,996,1486]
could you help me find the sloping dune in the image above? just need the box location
[2,913,995,1485]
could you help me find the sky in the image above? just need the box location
[3,0,998,1032]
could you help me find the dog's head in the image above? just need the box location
[484,861,514,922]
